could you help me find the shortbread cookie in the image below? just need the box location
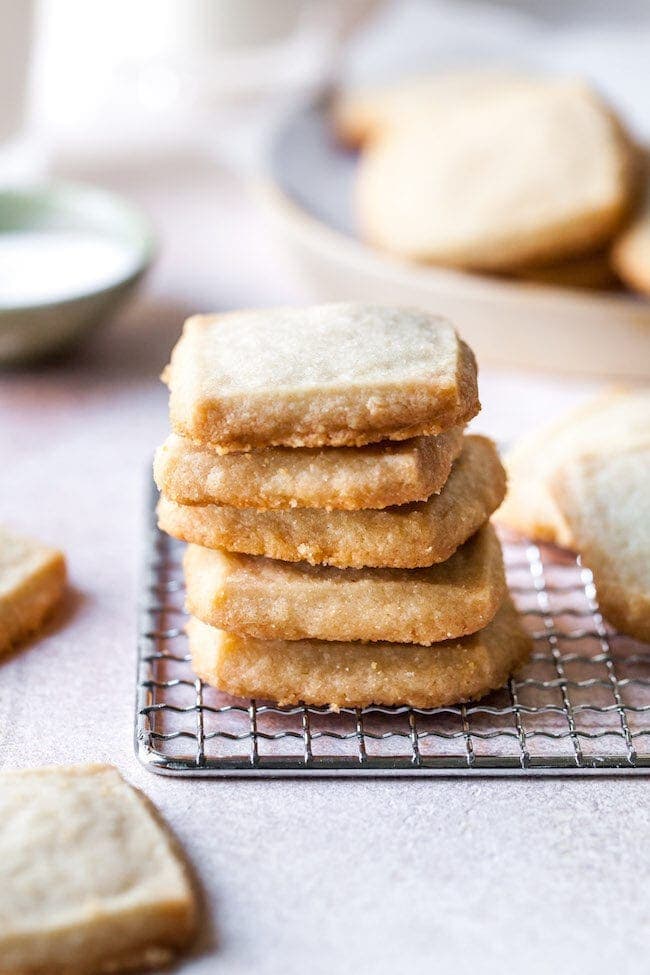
[497,390,650,546]
[356,81,635,270]
[159,435,505,568]
[184,524,506,644]
[154,426,464,511]
[0,764,197,975]
[188,597,531,709]
[0,526,66,656]
[552,445,650,642]
[612,162,650,295]
[334,74,460,147]
[334,72,544,147]
[163,304,479,451]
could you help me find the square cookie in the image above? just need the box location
[158,435,506,569]
[184,523,506,644]
[163,304,479,451]
[187,597,531,710]
[552,444,650,643]
[0,764,197,974]
[353,79,636,270]
[0,526,66,656]
[154,426,464,511]
[497,389,650,546]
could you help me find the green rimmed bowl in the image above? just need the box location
[0,182,155,364]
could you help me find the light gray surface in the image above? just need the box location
[1,155,647,974]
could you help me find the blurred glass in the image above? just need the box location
[0,0,34,143]
[0,0,41,182]
[29,0,373,169]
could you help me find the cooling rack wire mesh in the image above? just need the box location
[136,488,650,777]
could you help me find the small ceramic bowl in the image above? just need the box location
[0,182,155,364]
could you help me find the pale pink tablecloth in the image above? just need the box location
[1,154,648,975]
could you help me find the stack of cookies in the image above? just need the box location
[155,303,530,709]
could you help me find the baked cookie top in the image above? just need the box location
[497,389,650,547]
[0,763,196,974]
[0,526,66,655]
[355,80,636,271]
[334,71,545,147]
[552,444,650,643]
[164,304,479,451]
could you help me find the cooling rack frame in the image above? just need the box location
[136,485,650,777]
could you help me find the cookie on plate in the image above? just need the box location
[0,526,66,656]
[158,435,505,568]
[356,81,636,271]
[188,597,531,710]
[333,72,544,147]
[552,444,650,642]
[497,389,650,546]
[0,764,197,974]
[163,304,479,451]
[154,426,464,511]
[184,523,506,645]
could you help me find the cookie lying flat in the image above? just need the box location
[0,526,66,656]
[159,435,505,568]
[185,524,506,645]
[0,764,197,975]
[188,597,531,710]
[154,426,464,511]
[552,445,650,642]
[163,304,479,451]
[334,72,544,147]
[497,390,650,546]
[356,81,635,271]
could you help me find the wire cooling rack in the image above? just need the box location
[136,488,650,777]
